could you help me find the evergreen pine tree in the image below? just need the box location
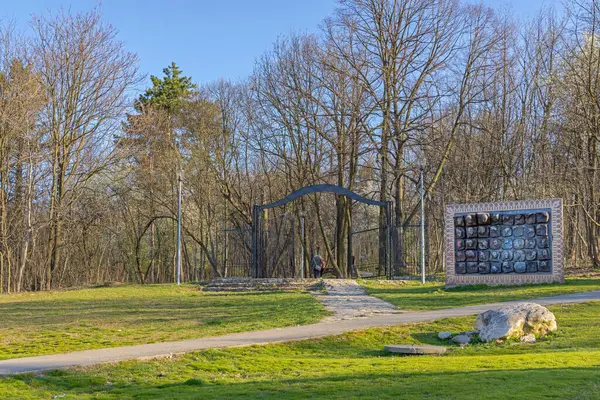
[135,62,197,116]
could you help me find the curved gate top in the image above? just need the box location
[257,184,388,210]
[251,184,392,279]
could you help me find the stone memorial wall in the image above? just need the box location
[445,199,563,287]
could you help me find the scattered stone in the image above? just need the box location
[451,334,471,345]
[203,278,321,292]
[474,302,557,342]
[438,331,452,340]
[520,333,536,344]
[384,345,447,355]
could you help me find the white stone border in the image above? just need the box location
[445,198,564,287]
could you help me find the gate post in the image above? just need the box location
[251,205,259,278]
[386,201,393,280]
[347,201,353,278]
[420,168,426,284]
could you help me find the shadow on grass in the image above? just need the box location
[369,278,600,295]
[5,365,600,399]
[444,279,600,292]
[409,332,448,346]
[0,291,320,329]
[363,278,600,310]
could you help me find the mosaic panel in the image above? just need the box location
[445,199,563,287]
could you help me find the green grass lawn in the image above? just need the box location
[361,277,600,310]
[1,301,599,399]
[0,284,328,360]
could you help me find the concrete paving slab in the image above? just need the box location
[384,344,447,355]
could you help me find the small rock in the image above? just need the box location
[438,332,452,340]
[452,334,471,345]
[520,333,536,344]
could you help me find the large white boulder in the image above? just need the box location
[474,302,557,342]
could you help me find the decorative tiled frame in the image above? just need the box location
[445,198,564,287]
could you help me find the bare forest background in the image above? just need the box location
[2,0,600,291]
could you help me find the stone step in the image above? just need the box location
[203,287,296,292]
[206,282,285,285]
[204,283,310,288]
[205,283,307,288]
[207,279,320,284]
[203,287,301,292]
[202,278,324,292]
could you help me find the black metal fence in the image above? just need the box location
[224,227,252,278]
[351,227,386,277]
[392,223,430,280]
[221,222,430,280]
[349,223,429,280]
[263,213,297,278]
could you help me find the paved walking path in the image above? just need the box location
[312,279,401,321]
[1,290,599,376]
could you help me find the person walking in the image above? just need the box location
[311,248,324,278]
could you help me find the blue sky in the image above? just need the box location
[1,0,560,88]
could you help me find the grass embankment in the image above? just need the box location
[361,277,600,310]
[0,284,328,360]
[1,301,599,399]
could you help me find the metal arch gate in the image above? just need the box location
[251,184,393,279]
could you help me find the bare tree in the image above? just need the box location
[31,8,140,288]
